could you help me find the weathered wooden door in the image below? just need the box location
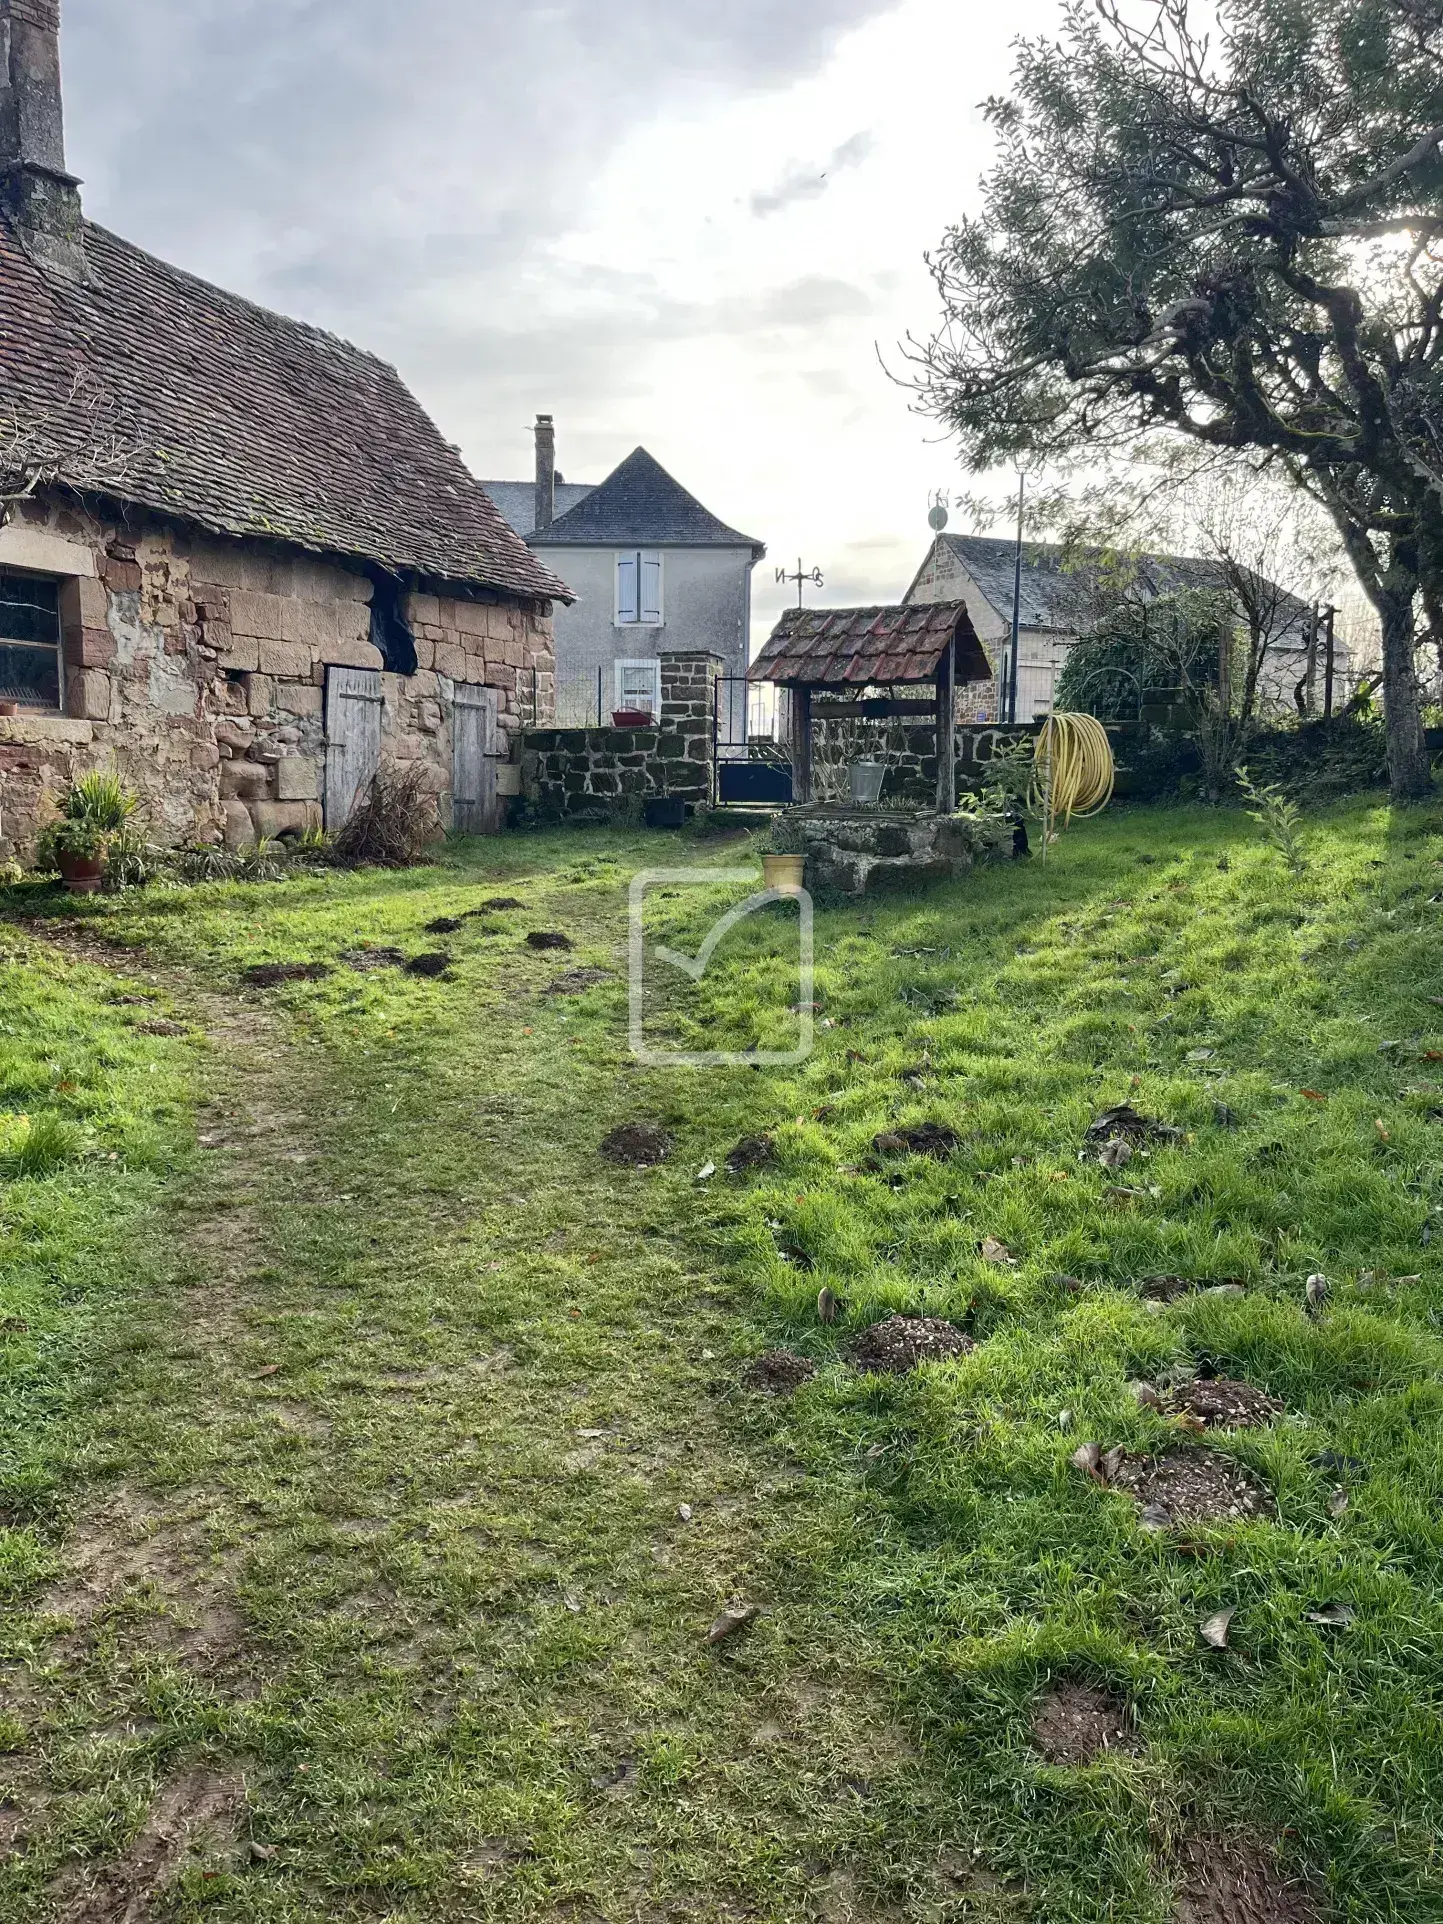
[324,666,383,830]
[452,682,502,835]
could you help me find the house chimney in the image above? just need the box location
[534,414,556,533]
[0,0,84,277]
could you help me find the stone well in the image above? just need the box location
[789,805,1015,895]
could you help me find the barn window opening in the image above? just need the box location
[369,575,418,676]
[0,571,62,711]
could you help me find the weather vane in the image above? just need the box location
[777,557,824,609]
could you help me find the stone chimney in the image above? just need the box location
[0,0,84,277]
[534,414,556,533]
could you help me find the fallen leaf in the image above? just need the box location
[1327,1489,1350,1518]
[678,1504,694,1523]
[1130,1380,1164,1410]
[1213,1103,1240,1128]
[1200,1608,1235,1649]
[1139,1502,1173,1531]
[695,1161,717,1182]
[253,1364,282,1380]
[1057,1409,1074,1432]
[1176,1412,1209,1435]
[1374,1119,1391,1143]
[980,1237,1013,1264]
[817,1288,840,1325]
[248,1842,278,1864]
[1305,1601,1355,1629]
[1301,1089,1328,1102]
[1186,1048,1216,1063]
[1098,1138,1133,1171]
[1100,1445,1126,1482]
[1070,1442,1103,1481]
[707,1603,759,1645]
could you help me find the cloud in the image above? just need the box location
[62,1,888,305]
[749,130,874,217]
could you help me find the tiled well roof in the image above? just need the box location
[0,215,570,603]
[749,602,992,688]
[529,446,765,559]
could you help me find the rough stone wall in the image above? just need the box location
[809,715,1043,805]
[521,651,721,816]
[0,493,556,860]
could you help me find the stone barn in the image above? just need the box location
[0,0,568,862]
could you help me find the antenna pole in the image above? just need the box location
[1007,473,1025,726]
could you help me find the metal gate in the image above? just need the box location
[324,666,383,829]
[452,682,502,835]
[714,676,794,805]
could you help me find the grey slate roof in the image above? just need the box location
[481,479,596,540]
[528,446,765,559]
[921,534,1310,640]
[0,214,571,604]
[749,602,991,689]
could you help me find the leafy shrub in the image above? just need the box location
[34,771,141,870]
[1236,766,1307,871]
[63,771,137,830]
[332,764,441,868]
[104,825,168,890]
[1243,716,1390,802]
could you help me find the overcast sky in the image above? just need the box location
[62,0,1062,649]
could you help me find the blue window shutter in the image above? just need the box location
[616,552,639,624]
[640,552,663,625]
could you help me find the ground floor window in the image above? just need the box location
[0,572,61,710]
[614,658,662,718]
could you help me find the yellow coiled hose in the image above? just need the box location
[1031,713,1115,852]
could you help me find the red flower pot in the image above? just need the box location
[57,849,105,894]
[612,709,654,727]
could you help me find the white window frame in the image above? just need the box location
[614,658,662,719]
[615,550,664,628]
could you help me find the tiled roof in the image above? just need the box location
[919,533,1309,637]
[749,602,992,687]
[529,446,765,559]
[481,479,595,539]
[0,215,571,603]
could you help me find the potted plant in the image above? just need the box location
[762,811,807,893]
[35,771,139,894]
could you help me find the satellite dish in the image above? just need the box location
[928,497,950,532]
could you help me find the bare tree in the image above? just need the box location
[0,372,145,524]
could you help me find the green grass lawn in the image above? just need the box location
[1,800,1442,1922]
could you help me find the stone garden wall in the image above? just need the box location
[520,652,722,816]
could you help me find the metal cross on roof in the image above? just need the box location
[776,557,824,609]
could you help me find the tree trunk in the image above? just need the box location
[1378,562,1432,801]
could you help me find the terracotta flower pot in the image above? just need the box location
[57,849,106,895]
[0,701,18,717]
[762,853,806,894]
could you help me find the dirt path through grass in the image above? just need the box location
[4,868,965,1924]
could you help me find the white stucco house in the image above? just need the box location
[485,418,765,726]
[905,531,1328,723]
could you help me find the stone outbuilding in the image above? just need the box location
[0,0,569,861]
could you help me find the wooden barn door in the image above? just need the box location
[324,666,383,829]
[452,682,502,835]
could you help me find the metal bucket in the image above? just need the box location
[849,761,887,806]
